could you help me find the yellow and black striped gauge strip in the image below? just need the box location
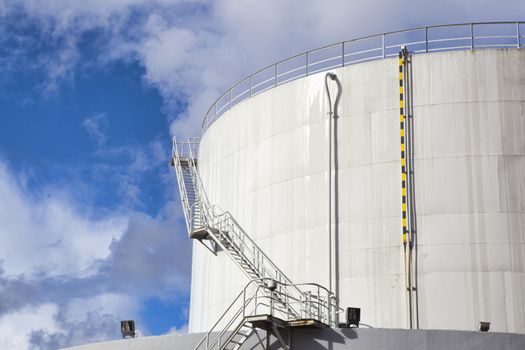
[399,51,407,246]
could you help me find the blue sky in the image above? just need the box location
[0,0,523,349]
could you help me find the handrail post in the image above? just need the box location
[470,23,474,50]
[286,291,290,320]
[300,293,304,318]
[328,293,331,326]
[425,27,428,53]
[255,289,258,315]
[341,42,345,67]
[382,34,385,58]
[270,289,274,316]
[317,286,321,321]
[517,22,521,49]
[243,287,246,318]
[308,291,312,319]
[306,52,309,76]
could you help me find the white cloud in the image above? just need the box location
[0,160,127,278]
[83,113,109,146]
[0,294,140,350]
[89,138,171,208]
[0,293,141,350]
[64,293,140,323]
[0,157,190,349]
[165,323,188,335]
[0,304,59,350]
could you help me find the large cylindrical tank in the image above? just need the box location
[189,48,525,334]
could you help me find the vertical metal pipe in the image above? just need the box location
[328,88,332,298]
[407,49,419,330]
[325,72,342,325]
[404,51,413,329]
[324,75,333,301]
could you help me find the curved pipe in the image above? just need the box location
[325,73,342,118]
[325,73,342,313]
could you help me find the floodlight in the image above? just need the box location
[265,279,277,291]
[121,320,137,338]
[479,321,490,332]
[346,307,361,328]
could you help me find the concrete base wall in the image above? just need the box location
[61,328,525,350]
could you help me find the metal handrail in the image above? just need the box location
[193,278,336,350]
[208,210,305,320]
[172,140,194,234]
[202,21,524,131]
[173,138,304,299]
[216,211,295,285]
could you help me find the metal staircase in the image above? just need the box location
[171,138,205,238]
[172,137,337,350]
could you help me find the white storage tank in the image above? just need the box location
[189,43,525,333]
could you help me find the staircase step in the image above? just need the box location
[238,329,253,336]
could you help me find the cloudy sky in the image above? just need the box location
[0,1,523,349]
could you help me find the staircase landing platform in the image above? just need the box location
[190,227,209,240]
[246,315,329,331]
[246,315,287,331]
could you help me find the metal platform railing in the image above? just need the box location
[202,21,524,131]
[193,278,337,350]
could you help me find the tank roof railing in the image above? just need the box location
[202,21,524,132]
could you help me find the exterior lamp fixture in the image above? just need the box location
[121,320,137,339]
[479,321,490,332]
[266,279,277,291]
[346,307,361,328]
